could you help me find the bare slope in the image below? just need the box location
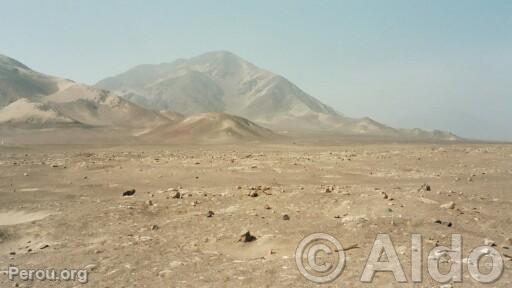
[96,51,338,122]
[0,54,170,130]
[0,54,70,107]
[96,51,459,140]
[142,112,279,143]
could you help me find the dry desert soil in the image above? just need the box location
[0,142,511,287]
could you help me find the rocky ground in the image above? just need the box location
[0,143,511,287]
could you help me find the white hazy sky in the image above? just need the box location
[1,0,511,140]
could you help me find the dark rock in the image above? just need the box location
[239,231,256,243]
[122,189,136,196]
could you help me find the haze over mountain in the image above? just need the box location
[97,51,339,122]
[0,54,169,130]
[0,53,280,143]
[97,51,458,140]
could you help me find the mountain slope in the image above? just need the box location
[0,98,77,127]
[0,54,71,107]
[141,112,279,143]
[96,51,458,140]
[0,54,170,130]
[43,84,170,128]
[96,51,339,122]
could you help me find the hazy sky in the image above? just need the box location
[1,0,511,140]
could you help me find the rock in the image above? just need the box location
[206,210,215,218]
[158,270,173,278]
[341,215,368,225]
[122,189,136,196]
[440,201,455,209]
[484,238,497,247]
[239,230,256,243]
[151,224,159,231]
[282,214,290,220]
[434,220,453,227]
[9,251,15,255]
[248,191,258,197]
[39,244,49,250]
[145,200,153,206]
[381,191,389,199]
[264,204,271,210]
[171,191,181,199]
[23,173,28,177]
[417,184,431,192]
[84,264,97,271]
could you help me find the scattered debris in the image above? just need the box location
[434,220,453,227]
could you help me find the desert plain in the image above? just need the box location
[0,140,511,287]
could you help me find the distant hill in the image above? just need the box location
[141,112,279,144]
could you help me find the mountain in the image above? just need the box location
[0,54,170,130]
[96,51,339,122]
[141,112,279,143]
[96,51,459,140]
[0,53,281,143]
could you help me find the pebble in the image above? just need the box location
[484,238,496,247]
[84,264,97,271]
[418,184,431,192]
[440,201,455,209]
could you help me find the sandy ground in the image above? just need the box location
[0,143,511,287]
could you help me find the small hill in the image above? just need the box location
[142,112,279,143]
